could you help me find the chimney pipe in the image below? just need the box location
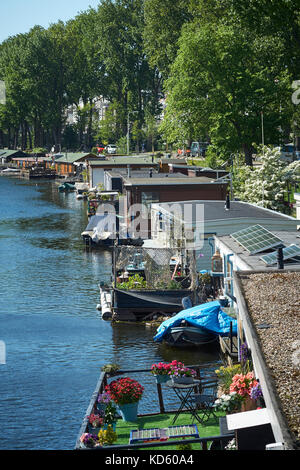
[277,246,284,270]
[127,165,131,178]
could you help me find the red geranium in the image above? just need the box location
[151,362,171,375]
[105,377,144,405]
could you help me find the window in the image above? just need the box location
[141,191,159,215]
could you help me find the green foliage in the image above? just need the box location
[215,364,244,394]
[1,0,300,165]
[116,136,127,155]
[176,443,193,451]
[161,3,294,164]
[154,279,183,290]
[118,274,147,290]
[101,363,120,375]
[234,146,299,212]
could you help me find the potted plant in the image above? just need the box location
[213,392,244,414]
[151,362,171,384]
[87,413,104,435]
[105,377,144,422]
[215,364,243,394]
[229,372,259,411]
[250,382,264,407]
[98,425,118,446]
[103,401,119,431]
[79,433,100,449]
[97,391,112,413]
[168,360,197,384]
[101,363,120,377]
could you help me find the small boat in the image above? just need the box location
[153,300,237,348]
[1,168,20,173]
[58,182,76,192]
[163,323,218,347]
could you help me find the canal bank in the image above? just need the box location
[0,176,220,450]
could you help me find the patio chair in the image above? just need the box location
[190,383,219,425]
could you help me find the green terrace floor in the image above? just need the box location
[113,410,227,450]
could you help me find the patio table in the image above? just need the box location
[165,379,201,424]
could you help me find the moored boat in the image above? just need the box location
[110,245,199,321]
[153,300,237,348]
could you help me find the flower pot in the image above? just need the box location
[171,376,194,385]
[117,402,139,422]
[103,422,117,432]
[154,374,169,385]
[241,395,257,412]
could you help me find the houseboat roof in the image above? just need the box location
[169,164,228,172]
[50,152,97,163]
[12,157,46,162]
[159,158,187,164]
[123,176,222,186]
[233,269,300,449]
[215,230,300,270]
[88,157,157,167]
[106,169,187,179]
[152,200,298,225]
[0,149,28,157]
[156,199,297,217]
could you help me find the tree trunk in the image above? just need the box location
[243,144,253,166]
[27,123,32,150]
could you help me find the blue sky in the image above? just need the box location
[0,0,101,42]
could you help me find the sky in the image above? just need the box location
[0,0,101,43]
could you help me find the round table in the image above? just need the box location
[166,379,201,424]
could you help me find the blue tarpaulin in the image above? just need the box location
[153,300,237,342]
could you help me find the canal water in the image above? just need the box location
[0,176,220,450]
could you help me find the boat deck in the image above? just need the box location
[75,364,234,450]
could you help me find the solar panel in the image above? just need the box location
[260,244,300,265]
[230,225,283,255]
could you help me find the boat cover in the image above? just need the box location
[153,300,237,342]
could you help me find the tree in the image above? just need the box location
[161,20,292,165]
[234,146,300,213]
[143,0,192,79]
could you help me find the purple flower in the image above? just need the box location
[240,342,249,363]
[97,392,111,404]
[250,383,263,400]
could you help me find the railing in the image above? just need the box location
[75,363,234,450]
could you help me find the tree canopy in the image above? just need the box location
[0,0,299,162]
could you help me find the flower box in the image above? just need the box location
[171,376,194,385]
[154,374,170,384]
